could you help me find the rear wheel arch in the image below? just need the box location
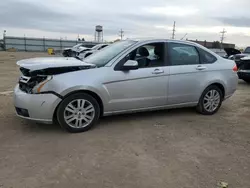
[202,82,225,99]
[209,83,225,99]
[197,84,224,115]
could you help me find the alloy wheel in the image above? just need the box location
[203,90,221,112]
[63,99,95,128]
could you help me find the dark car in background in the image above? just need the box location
[224,48,241,59]
[228,46,250,62]
[237,56,250,83]
[225,47,250,83]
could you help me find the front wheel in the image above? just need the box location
[57,93,100,133]
[196,85,223,115]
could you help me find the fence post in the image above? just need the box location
[43,37,46,52]
[24,36,27,51]
[3,34,6,51]
[60,38,62,51]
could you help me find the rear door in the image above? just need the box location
[167,42,206,105]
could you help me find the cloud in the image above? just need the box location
[216,17,250,27]
[1,0,250,46]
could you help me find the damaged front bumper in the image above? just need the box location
[13,85,62,124]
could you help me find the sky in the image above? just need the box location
[1,0,250,47]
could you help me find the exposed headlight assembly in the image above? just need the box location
[32,76,53,94]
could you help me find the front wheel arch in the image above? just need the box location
[53,90,104,124]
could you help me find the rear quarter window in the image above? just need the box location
[197,48,217,64]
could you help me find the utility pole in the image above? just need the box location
[171,21,176,39]
[220,28,226,48]
[118,29,124,40]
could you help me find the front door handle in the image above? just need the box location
[152,69,164,74]
[196,65,207,70]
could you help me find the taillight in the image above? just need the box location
[233,65,238,72]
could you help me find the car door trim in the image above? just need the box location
[103,74,169,84]
[103,101,197,116]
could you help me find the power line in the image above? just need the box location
[171,21,176,39]
[118,29,124,40]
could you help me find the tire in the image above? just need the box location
[196,85,223,115]
[57,93,100,133]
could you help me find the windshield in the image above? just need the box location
[244,47,250,54]
[84,40,137,67]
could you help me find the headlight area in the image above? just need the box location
[19,75,53,94]
[32,76,53,94]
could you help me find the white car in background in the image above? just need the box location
[77,44,109,59]
[62,44,91,57]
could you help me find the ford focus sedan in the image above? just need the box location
[14,39,238,133]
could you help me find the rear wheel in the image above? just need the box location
[57,93,100,133]
[196,85,223,115]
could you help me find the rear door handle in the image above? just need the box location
[196,65,207,70]
[152,69,164,74]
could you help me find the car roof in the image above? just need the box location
[128,38,198,46]
[126,38,221,58]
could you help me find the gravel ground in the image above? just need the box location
[0,52,249,188]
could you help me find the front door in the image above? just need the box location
[103,42,170,112]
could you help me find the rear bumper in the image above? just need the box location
[13,85,62,124]
[238,70,250,80]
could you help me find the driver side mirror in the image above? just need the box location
[122,60,138,70]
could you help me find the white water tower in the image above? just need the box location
[95,25,103,42]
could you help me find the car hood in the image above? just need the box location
[17,57,95,71]
[224,48,241,56]
[63,48,71,51]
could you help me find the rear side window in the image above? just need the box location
[198,48,217,64]
[169,43,200,66]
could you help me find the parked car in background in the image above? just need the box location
[237,56,250,83]
[14,39,238,133]
[223,48,241,59]
[62,44,90,57]
[77,44,109,59]
[228,46,250,63]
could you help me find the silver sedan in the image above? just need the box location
[14,39,238,133]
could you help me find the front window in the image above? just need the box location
[84,40,136,67]
[244,47,250,54]
[129,43,166,68]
